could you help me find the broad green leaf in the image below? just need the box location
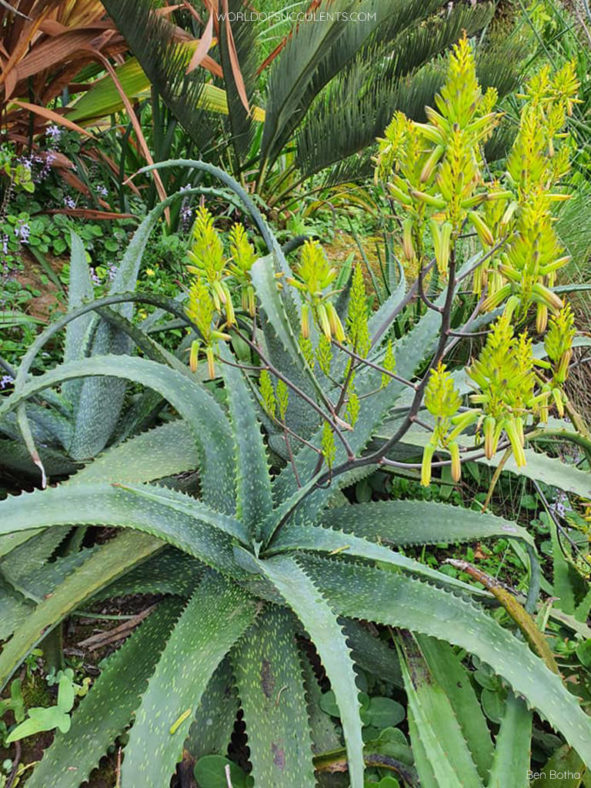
[0,531,162,691]
[269,522,488,595]
[70,421,197,485]
[301,658,342,754]
[344,620,403,688]
[0,482,247,571]
[302,555,591,768]
[398,633,482,788]
[0,581,32,640]
[250,254,305,372]
[487,691,532,788]
[220,346,272,538]
[27,599,182,788]
[67,58,265,125]
[233,608,315,786]
[0,355,235,511]
[62,231,94,406]
[320,499,535,549]
[185,658,239,761]
[97,549,202,600]
[255,554,365,788]
[0,438,78,479]
[2,547,96,605]
[418,636,494,781]
[120,572,256,788]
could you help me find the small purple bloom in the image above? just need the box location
[1,235,8,256]
[63,196,76,209]
[89,267,102,286]
[107,263,117,282]
[0,375,14,390]
[45,125,62,143]
[14,222,30,243]
[95,185,108,198]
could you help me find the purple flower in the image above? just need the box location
[107,263,117,282]
[14,222,30,244]
[63,196,76,209]
[550,491,569,519]
[89,267,102,286]
[0,375,14,390]
[1,235,8,256]
[95,185,108,198]
[45,125,62,143]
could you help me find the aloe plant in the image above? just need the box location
[0,40,591,787]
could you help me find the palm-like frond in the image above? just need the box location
[219,0,259,166]
[261,0,442,171]
[295,3,507,181]
[101,0,216,151]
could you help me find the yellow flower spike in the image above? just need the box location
[326,302,346,343]
[506,419,526,467]
[483,416,497,459]
[552,388,565,418]
[387,183,413,206]
[420,144,445,183]
[481,283,512,313]
[316,302,332,341]
[221,282,235,326]
[536,304,548,334]
[301,303,311,339]
[500,201,518,227]
[449,441,461,482]
[414,121,445,145]
[449,410,479,440]
[421,443,435,487]
[532,282,563,311]
[410,189,446,208]
[189,340,200,373]
[205,346,216,380]
[468,211,495,247]
[402,218,415,261]
[430,219,452,274]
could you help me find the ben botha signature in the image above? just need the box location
[528,771,582,781]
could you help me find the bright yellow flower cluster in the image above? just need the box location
[185,207,257,378]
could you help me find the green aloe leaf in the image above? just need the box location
[0,531,162,691]
[397,632,483,788]
[269,522,487,595]
[0,482,247,571]
[62,230,94,408]
[0,355,235,511]
[220,345,272,539]
[487,691,532,788]
[120,572,257,788]
[255,554,365,788]
[417,635,494,781]
[27,599,183,788]
[185,658,239,761]
[97,549,202,600]
[302,555,591,768]
[233,607,315,786]
[320,499,535,549]
[70,421,197,485]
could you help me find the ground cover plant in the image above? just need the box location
[0,30,590,787]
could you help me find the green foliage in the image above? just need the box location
[0,43,589,782]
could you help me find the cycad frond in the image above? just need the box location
[101,0,216,151]
[296,3,521,180]
[219,0,259,167]
[261,0,437,171]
